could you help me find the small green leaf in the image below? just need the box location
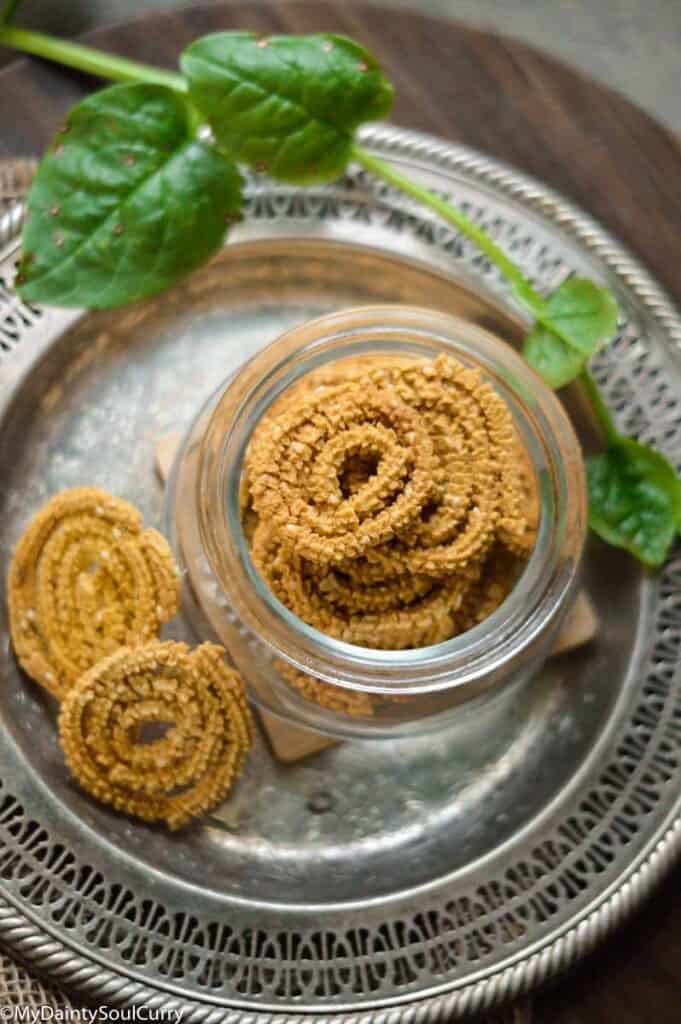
[17,83,242,309]
[523,277,619,388]
[523,324,586,389]
[539,277,619,354]
[181,32,394,184]
[586,438,681,567]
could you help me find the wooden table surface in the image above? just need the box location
[2,3,681,1021]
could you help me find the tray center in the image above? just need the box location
[0,240,634,906]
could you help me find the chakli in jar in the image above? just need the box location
[244,354,538,712]
[167,307,586,739]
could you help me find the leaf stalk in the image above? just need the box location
[579,368,618,444]
[0,26,186,92]
[351,143,545,315]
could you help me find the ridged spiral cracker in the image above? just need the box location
[7,487,179,699]
[58,641,253,829]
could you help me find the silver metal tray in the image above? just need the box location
[1,126,680,1020]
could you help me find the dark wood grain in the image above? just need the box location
[2,4,681,1021]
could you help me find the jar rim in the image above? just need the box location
[196,305,587,696]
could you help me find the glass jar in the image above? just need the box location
[164,306,586,739]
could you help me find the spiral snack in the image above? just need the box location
[248,384,437,565]
[457,545,521,632]
[279,662,375,718]
[244,352,534,713]
[7,487,180,699]
[497,440,540,556]
[252,523,466,649]
[59,642,253,829]
[359,355,526,575]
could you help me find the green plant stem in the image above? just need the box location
[0,26,186,92]
[352,143,545,315]
[579,368,618,444]
[353,145,620,444]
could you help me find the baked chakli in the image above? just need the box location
[246,355,534,650]
[59,641,253,829]
[242,353,537,716]
[7,487,180,699]
[6,489,254,829]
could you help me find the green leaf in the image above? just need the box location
[539,277,618,354]
[523,324,587,389]
[523,277,619,388]
[586,438,681,567]
[181,32,394,184]
[16,83,242,309]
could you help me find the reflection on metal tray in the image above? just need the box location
[0,125,680,1021]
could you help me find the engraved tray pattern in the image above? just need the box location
[0,126,680,1020]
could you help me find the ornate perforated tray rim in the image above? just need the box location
[1,125,681,1020]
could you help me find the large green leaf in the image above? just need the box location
[17,83,242,309]
[586,438,681,567]
[181,32,394,184]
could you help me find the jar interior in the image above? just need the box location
[233,347,543,655]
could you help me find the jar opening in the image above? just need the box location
[228,366,551,669]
